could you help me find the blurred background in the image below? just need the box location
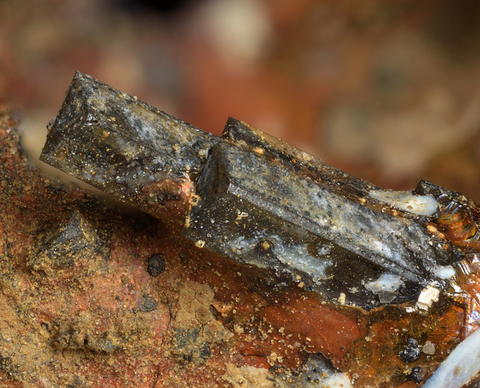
[2,0,480,200]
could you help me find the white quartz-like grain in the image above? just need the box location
[369,190,438,216]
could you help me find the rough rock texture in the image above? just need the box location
[0,109,473,387]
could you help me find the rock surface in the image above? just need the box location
[0,106,475,386]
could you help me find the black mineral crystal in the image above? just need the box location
[41,72,466,311]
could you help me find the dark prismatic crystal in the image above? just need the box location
[41,72,468,311]
[146,253,166,277]
[41,72,218,223]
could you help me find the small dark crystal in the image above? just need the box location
[147,253,166,277]
[138,296,158,312]
[407,366,423,383]
[399,337,421,362]
[199,342,211,360]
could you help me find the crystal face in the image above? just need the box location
[40,72,480,387]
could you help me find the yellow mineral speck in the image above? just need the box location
[195,240,206,248]
[268,352,278,364]
[260,240,270,250]
[234,325,244,334]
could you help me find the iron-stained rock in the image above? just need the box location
[28,210,101,274]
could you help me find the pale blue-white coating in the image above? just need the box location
[422,328,480,388]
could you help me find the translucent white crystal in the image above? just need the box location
[416,285,440,310]
[369,190,438,216]
[364,273,404,303]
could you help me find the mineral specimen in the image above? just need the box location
[35,72,480,386]
[41,72,460,311]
